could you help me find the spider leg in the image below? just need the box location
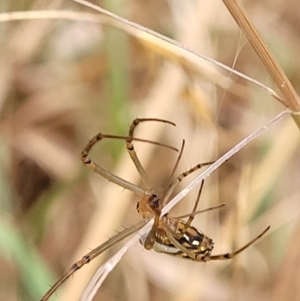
[163,161,215,205]
[163,139,186,193]
[201,226,270,261]
[125,118,176,189]
[40,220,147,301]
[176,180,225,234]
[144,212,161,249]
[174,204,225,220]
[165,180,206,241]
[183,179,205,230]
[81,131,177,196]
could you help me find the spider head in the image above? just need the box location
[137,193,161,219]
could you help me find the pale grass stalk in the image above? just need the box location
[221,0,300,125]
[0,8,282,105]
[73,0,286,105]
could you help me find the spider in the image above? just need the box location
[40,118,269,301]
[139,179,269,261]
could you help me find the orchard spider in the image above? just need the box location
[41,118,269,301]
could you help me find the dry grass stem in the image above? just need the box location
[222,0,300,121]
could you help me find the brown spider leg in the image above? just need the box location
[174,204,225,219]
[163,161,215,206]
[126,118,176,190]
[143,212,160,250]
[163,139,186,192]
[40,220,148,301]
[123,118,177,248]
[81,134,177,196]
[202,226,270,261]
[184,179,205,229]
[173,181,224,242]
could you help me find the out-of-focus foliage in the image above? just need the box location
[0,0,299,301]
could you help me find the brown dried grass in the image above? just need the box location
[0,1,299,301]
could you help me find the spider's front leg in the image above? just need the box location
[144,213,161,250]
[125,118,176,190]
[137,193,163,250]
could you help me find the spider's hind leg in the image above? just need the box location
[202,226,270,261]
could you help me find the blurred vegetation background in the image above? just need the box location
[0,0,300,301]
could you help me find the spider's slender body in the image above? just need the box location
[40,118,269,301]
[139,178,269,262]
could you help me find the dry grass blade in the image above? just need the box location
[70,0,283,104]
[221,0,300,123]
[0,7,285,105]
[82,109,291,301]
